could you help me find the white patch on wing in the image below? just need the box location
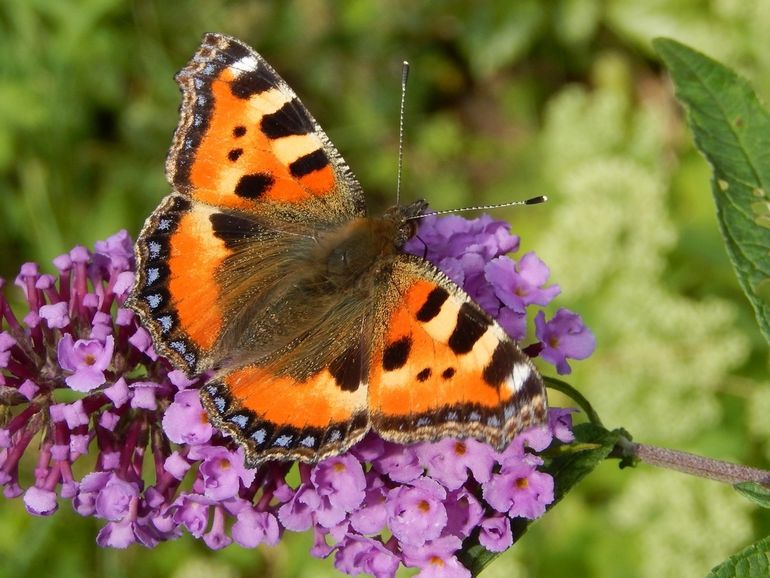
[230,55,259,74]
[503,362,532,396]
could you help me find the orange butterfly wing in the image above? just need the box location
[127,34,366,374]
[201,360,370,465]
[369,256,547,449]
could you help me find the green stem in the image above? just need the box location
[616,436,770,486]
[544,376,604,427]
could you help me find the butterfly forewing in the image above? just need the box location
[128,33,368,374]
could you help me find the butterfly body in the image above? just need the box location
[127,33,547,467]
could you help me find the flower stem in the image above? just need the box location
[619,437,770,486]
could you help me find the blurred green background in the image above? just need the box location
[2,1,770,577]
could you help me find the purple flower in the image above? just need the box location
[549,408,577,443]
[415,438,496,490]
[75,472,112,516]
[277,483,320,532]
[96,519,136,548]
[232,504,280,548]
[18,379,39,400]
[485,253,560,312]
[497,307,528,341]
[163,452,191,480]
[479,515,513,552]
[39,302,69,329]
[23,486,59,516]
[401,535,470,578]
[386,477,447,546]
[482,462,554,519]
[171,493,212,537]
[0,331,15,368]
[372,442,422,483]
[535,308,596,374]
[95,475,140,521]
[93,229,134,272]
[311,454,367,527]
[191,445,255,501]
[444,488,484,539]
[335,535,400,578]
[130,382,158,410]
[57,334,114,392]
[96,517,160,549]
[349,473,388,534]
[104,377,130,407]
[203,506,232,550]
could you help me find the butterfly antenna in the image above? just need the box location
[396,60,410,206]
[408,195,548,220]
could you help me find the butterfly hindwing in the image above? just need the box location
[201,362,370,466]
[369,256,547,450]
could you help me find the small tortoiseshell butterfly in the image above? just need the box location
[126,33,547,467]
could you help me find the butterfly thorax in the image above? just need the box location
[317,199,427,289]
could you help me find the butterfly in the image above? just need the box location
[126,33,547,467]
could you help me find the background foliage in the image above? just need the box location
[2,1,770,577]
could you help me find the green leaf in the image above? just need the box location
[654,38,770,344]
[734,482,770,509]
[545,423,624,503]
[459,423,625,576]
[706,536,770,578]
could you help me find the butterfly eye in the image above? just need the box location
[331,246,348,266]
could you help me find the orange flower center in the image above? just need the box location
[515,477,529,489]
[454,441,466,456]
[549,336,560,348]
[418,499,431,513]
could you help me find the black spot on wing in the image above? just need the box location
[416,368,432,382]
[228,148,243,162]
[289,149,329,178]
[210,212,267,249]
[482,340,516,387]
[448,303,491,354]
[416,287,449,322]
[329,345,363,393]
[442,367,455,379]
[235,173,274,199]
[383,336,412,371]
[260,98,314,139]
[233,125,247,137]
[230,69,275,99]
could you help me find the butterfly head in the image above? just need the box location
[385,199,428,248]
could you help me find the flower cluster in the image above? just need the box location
[0,214,593,577]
